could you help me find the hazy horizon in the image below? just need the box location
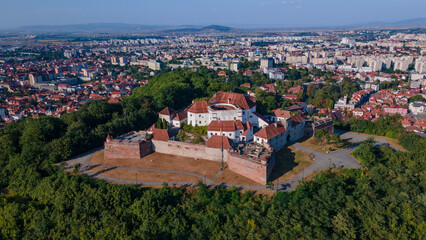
[1,0,425,29]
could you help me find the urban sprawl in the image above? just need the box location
[1,30,426,183]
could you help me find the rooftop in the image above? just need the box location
[110,131,148,143]
[232,142,273,163]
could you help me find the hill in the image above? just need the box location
[5,23,235,33]
[162,25,234,33]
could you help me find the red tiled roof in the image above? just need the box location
[148,123,156,132]
[172,111,187,121]
[284,95,298,99]
[414,121,426,129]
[273,108,291,119]
[254,122,287,140]
[290,114,306,127]
[218,71,227,76]
[288,85,304,94]
[205,135,233,149]
[207,120,245,132]
[188,100,208,113]
[241,122,253,137]
[108,98,122,104]
[208,92,255,110]
[153,129,172,141]
[406,126,421,132]
[287,104,303,111]
[401,118,412,126]
[158,107,177,116]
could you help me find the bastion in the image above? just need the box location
[104,131,153,159]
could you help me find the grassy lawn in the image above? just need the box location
[269,146,314,182]
[297,136,352,153]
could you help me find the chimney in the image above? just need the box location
[228,98,231,104]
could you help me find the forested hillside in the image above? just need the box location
[0,69,424,239]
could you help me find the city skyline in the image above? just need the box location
[1,0,426,29]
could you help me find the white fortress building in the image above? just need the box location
[186,92,260,127]
[157,91,307,153]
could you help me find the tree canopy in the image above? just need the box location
[0,69,424,239]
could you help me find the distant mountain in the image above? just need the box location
[162,25,234,33]
[7,23,170,33]
[3,18,424,34]
[5,23,235,34]
[392,18,426,27]
[343,18,426,28]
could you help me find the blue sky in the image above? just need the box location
[0,0,425,29]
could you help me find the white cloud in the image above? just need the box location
[282,1,295,5]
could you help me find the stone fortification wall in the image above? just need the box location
[104,135,275,185]
[227,152,275,184]
[313,119,334,136]
[151,140,227,162]
[105,140,152,159]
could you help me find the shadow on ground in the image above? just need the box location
[87,166,117,177]
[269,146,297,182]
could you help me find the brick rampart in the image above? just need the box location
[227,152,275,184]
[105,140,152,159]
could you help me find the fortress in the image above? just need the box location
[105,131,275,184]
[104,91,313,184]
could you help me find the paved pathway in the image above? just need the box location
[278,130,394,191]
[63,131,392,192]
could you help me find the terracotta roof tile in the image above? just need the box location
[273,108,291,119]
[254,122,287,140]
[207,120,245,132]
[188,100,208,113]
[208,91,255,110]
[290,114,306,127]
[173,111,187,121]
[205,135,233,149]
[153,129,173,141]
[158,107,177,116]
